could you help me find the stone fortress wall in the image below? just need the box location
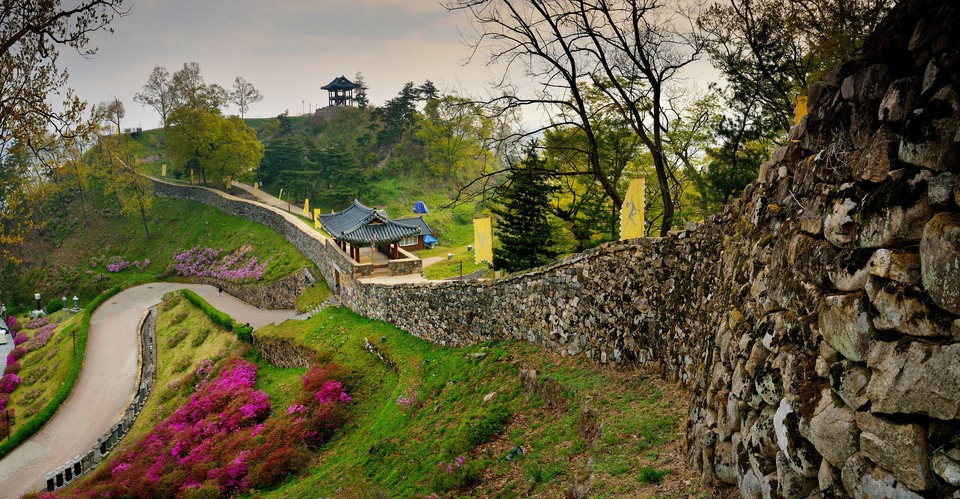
[153,1,960,495]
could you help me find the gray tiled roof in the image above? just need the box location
[395,216,432,236]
[319,200,421,245]
[321,75,358,91]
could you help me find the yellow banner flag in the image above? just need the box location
[474,217,493,265]
[303,198,310,217]
[225,176,232,189]
[314,208,321,229]
[161,164,167,177]
[190,169,195,183]
[253,182,259,198]
[620,178,645,240]
[795,95,808,126]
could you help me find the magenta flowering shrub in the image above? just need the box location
[92,255,152,273]
[396,387,419,412]
[25,323,56,351]
[56,358,353,497]
[6,316,18,332]
[0,374,21,394]
[13,333,27,346]
[24,317,49,329]
[172,246,268,283]
[6,346,25,364]
[3,361,20,375]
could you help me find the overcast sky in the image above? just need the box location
[60,0,490,129]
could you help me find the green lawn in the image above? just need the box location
[252,306,701,498]
[6,311,81,422]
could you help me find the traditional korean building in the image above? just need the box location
[319,200,422,262]
[394,216,435,251]
[320,76,359,107]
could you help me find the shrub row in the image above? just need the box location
[180,290,254,343]
[0,286,122,459]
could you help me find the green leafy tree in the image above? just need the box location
[492,148,559,273]
[0,0,126,262]
[167,107,264,185]
[99,137,154,240]
[416,96,496,182]
[353,72,370,109]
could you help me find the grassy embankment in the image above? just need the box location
[15,193,324,312]
[254,307,704,498]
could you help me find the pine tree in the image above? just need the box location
[492,149,558,273]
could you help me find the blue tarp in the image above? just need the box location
[424,235,438,247]
[413,201,429,214]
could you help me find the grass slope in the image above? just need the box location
[255,307,704,498]
[14,195,316,310]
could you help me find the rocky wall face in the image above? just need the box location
[148,2,960,493]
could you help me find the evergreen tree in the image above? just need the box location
[492,148,558,273]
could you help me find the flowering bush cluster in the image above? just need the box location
[396,387,420,412]
[6,346,25,365]
[0,374,21,394]
[57,359,353,497]
[90,255,152,273]
[5,316,18,332]
[24,317,49,329]
[25,323,56,351]
[430,454,478,492]
[172,246,268,283]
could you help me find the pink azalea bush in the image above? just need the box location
[0,374,21,394]
[172,246,269,284]
[25,317,49,329]
[91,255,152,273]
[49,359,352,497]
[25,323,56,351]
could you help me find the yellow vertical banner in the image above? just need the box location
[161,164,167,177]
[474,217,493,265]
[620,178,645,240]
[795,95,808,126]
[253,182,259,198]
[314,208,321,229]
[190,169,195,184]
[303,198,310,217]
[225,176,232,189]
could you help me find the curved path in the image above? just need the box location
[0,283,295,498]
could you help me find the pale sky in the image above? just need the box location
[60,0,489,129]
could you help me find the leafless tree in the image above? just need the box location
[446,0,705,236]
[230,76,264,119]
[134,65,174,127]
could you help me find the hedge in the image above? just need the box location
[180,290,254,343]
[0,286,122,458]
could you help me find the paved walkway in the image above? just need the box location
[0,283,295,498]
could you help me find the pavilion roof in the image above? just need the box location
[321,76,358,91]
[319,199,421,245]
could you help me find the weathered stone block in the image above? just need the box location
[841,453,924,499]
[899,85,960,172]
[920,212,960,315]
[855,125,898,182]
[824,197,858,247]
[868,281,948,337]
[841,64,893,103]
[856,173,933,248]
[866,340,960,420]
[818,294,875,362]
[777,451,817,498]
[929,172,957,207]
[856,412,934,491]
[867,249,921,285]
[808,389,860,468]
[878,77,919,123]
[932,447,960,486]
[829,360,871,411]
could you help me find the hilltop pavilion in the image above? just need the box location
[321,76,359,107]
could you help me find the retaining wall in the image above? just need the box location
[148,1,960,495]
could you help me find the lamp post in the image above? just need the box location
[62,296,67,311]
[34,292,41,312]
[73,296,79,312]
